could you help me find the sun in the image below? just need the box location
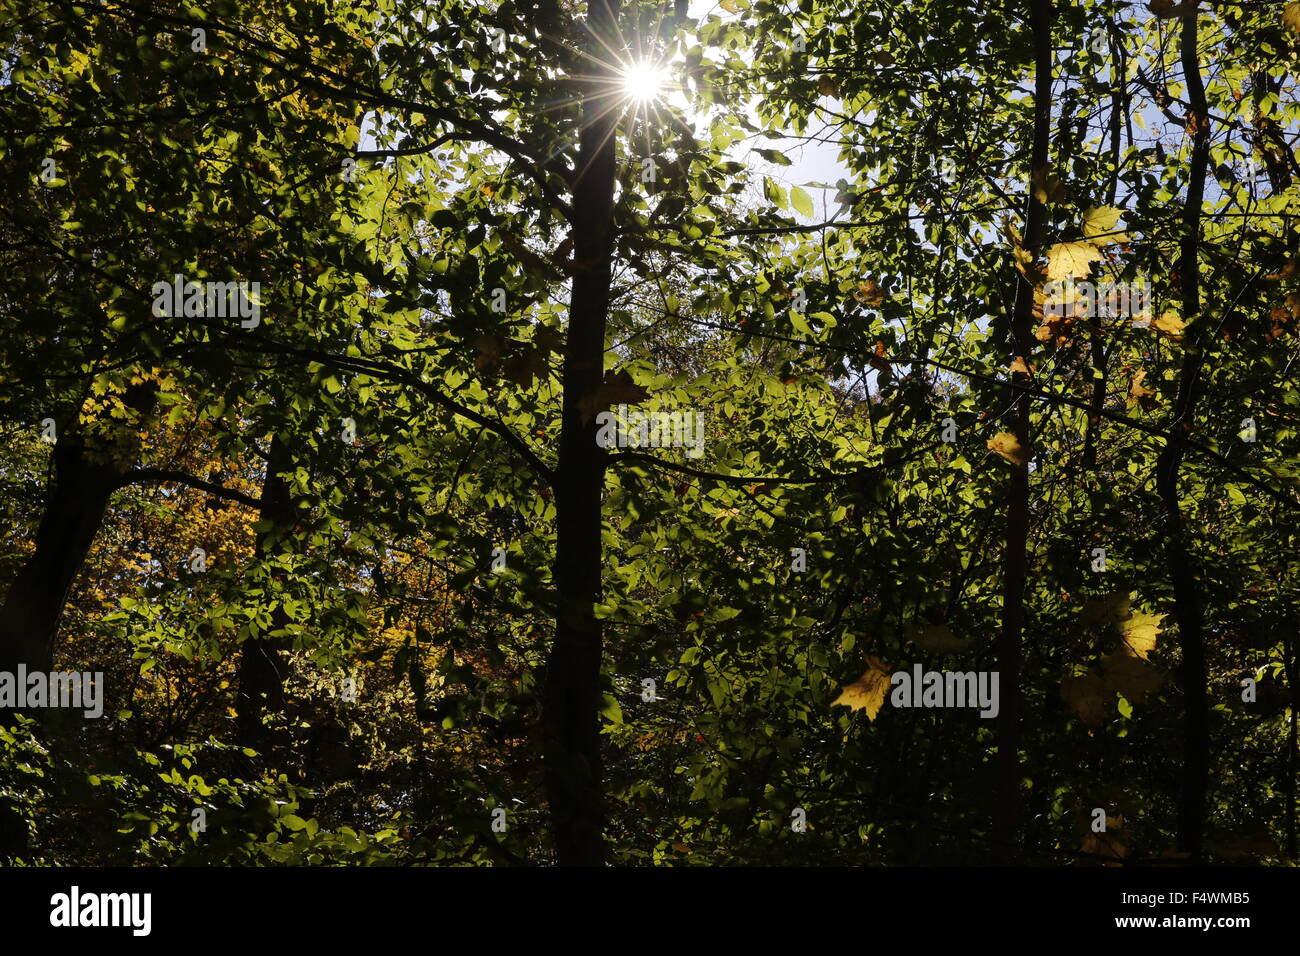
[620,60,666,103]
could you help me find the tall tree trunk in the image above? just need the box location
[0,384,152,857]
[542,0,621,866]
[1155,6,1211,860]
[235,435,295,752]
[993,0,1053,861]
[1284,623,1298,860]
[0,384,155,686]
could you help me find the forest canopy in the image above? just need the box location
[0,0,1298,868]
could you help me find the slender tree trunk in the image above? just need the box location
[1155,7,1211,860]
[1084,27,1125,472]
[1284,625,1298,860]
[235,435,294,752]
[993,0,1053,861]
[542,0,621,866]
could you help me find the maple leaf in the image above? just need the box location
[987,431,1030,467]
[868,340,891,375]
[1002,218,1041,282]
[502,348,548,388]
[1265,258,1299,281]
[1081,592,1132,628]
[1046,241,1102,281]
[1127,369,1158,410]
[1283,1,1300,33]
[1009,355,1033,379]
[832,656,891,720]
[1081,205,1130,246]
[853,279,885,307]
[1118,610,1164,661]
[1152,312,1186,341]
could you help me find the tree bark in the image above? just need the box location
[993,0,1052,861]
[0,384,155,685]
[235,434,295,752]
[1155,6,1211,860]
[1284,624,1298,860]
[542,0,621,866]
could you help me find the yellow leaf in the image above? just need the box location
[1009,355,1033,379]
[1119,610,1163,661]
[1152,311,1186,341]
[1082,205,1130,246]
[1046,241,1102,281]
[1286,2,1300,34]
[1127,369,1158,410]
[987,431,1029,467]
[832,656,891,720]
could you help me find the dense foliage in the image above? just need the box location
[1,0,1298,865]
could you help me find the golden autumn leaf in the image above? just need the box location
[1127,369,1158,410]
[1283,1,1300,34]
[1046,241,1102,281]
[832,656,891,720]
[1152,311,1186,341]
[1001,218,1041,282]
[1009,355,1033,379]
[987,431,1029,467]
[853,279,885,307]
[1081,205,1130,246]
[1118,610,1164,661]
